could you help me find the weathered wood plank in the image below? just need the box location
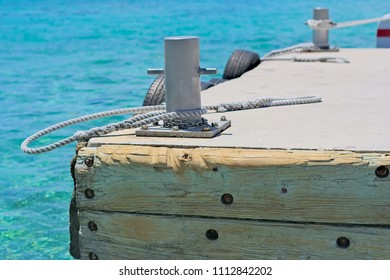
[78,210,390,260]
[74,145,390,225]
[71,49,390,259]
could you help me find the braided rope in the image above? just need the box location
[21,96,321,154]
[262,42,316,59]
[262,57,350,63]
[21,105,165,154]
[206,96,322,112]
[307,16,390,30]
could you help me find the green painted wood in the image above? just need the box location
[74,145,390,225]
[78,211,390,260]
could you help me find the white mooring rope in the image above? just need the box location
[306,15,390,30]
[21,96,321,154]
[262,57,350,63]
[261,43,350,64]
[262,42,316,59]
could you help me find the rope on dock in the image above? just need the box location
[261,42,316,59]
[21,96,321,154]
[261,43,349,64]
[306,15,390,30]
[262,57,350,63]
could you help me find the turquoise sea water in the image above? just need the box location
[1,0,389,260]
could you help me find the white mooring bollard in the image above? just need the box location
[164,36,202,114]
[313,8,330,49]
[140,36,231,138]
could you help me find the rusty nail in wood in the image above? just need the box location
[84,157,94,167]
[88,221,98,231]
[375,166,389,178]
[281,187,288,193]
[89,252,99,260]
[220,116,227,121]
[336,236,350,249]
[84,188,95,199]
[206,229,219,240]
[212,166,218,172]
[221,193,233,205]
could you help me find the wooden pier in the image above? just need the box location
[70,49,390,259]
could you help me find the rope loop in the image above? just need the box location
[21,97,321,154]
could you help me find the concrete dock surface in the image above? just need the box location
[89,48,390,152]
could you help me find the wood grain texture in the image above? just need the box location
[74,145,390,225]
[71,49,390,259]
[78,211,390,260]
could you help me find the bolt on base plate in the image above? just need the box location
[136,120,231,138]
[305,46,339,52]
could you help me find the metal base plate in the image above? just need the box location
[305,46,339,52]
[136,120,231,138]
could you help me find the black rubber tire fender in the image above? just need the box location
[222,49,261,80]
[208,78,228,86]
[143,76,216,106]
[142,75,166,106]
[201,81,214,90]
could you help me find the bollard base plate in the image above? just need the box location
[136,120,231,138]
[306,46,339,52]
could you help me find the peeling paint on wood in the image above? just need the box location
[74,145,390,224]
[70,145,390,259]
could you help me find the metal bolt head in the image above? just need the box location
[88,221,98,232]
[89,252,99,260]
[221,193,234,205]
[212,122,219,127]
[141,124,148,130]
[220,116,227,121]
[205,229,219,240]
[202,127,211,132]
[84,188,95,199]
[336,236,350,249]
[375,166,389,178]
[172,126,179,131]
[84,157,94,167]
